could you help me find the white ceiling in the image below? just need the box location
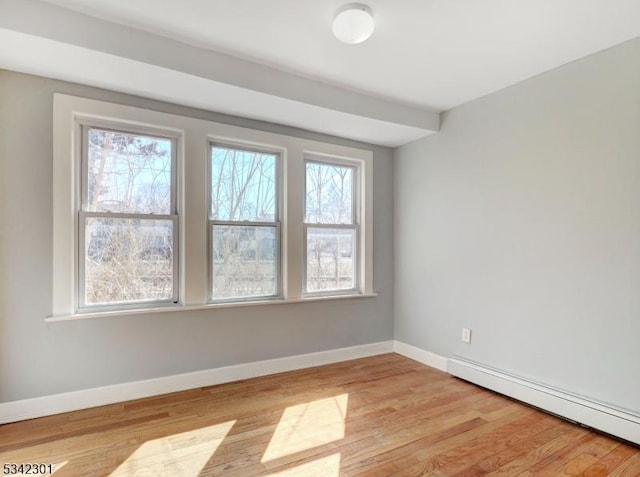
[39,0,640,111]
[1,0,639,146]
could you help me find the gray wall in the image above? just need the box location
[0,70,394,402]
[395,37,640,413]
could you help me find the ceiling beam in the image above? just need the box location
[0,0,440,147]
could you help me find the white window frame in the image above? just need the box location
[77,122,180,311]
[52,94,374,320]
[207,141,283,303]
[303,156,360,296]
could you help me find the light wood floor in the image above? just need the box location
[1,353,639,476]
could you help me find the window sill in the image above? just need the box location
[45,293,379,322]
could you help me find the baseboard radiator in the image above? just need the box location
[448,356,640,446]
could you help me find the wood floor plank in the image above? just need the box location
[1,353,638,477]
[586,443,639,476]
[522,432,622,476]
[450,421,568,476]
[484,421,590,476]
[608,450,640,476]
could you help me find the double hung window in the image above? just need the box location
[78,125,177,310]
[209,144,280,301]
[304,159,358,294]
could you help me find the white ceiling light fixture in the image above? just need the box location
[332,3,375,44]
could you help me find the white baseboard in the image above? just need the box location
[0,340,394,424]
[7,341,637,446]
[448,356,640,446]
[393,341,448,372]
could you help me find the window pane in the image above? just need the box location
[305,162,353,224]
[84,217,174,305]
[211,146,277,221]
[86,128,172,214]
[306,228,355,292]
[212,225,278,299]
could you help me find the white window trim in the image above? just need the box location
[52,94,374,320]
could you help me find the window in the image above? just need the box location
[79,126,178,309]
[209,144,280,301]
[304,160,358,294]
[52,94,374,319]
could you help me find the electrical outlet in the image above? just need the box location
[462,328,472,344]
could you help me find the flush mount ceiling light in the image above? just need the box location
[332,3,375,44]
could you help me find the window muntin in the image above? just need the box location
[79,126,178,309]
[209,144,280,301]
[304,160,358,294]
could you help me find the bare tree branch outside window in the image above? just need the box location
[210,146,278,299]
[82,128,175,306]
[305,161,356,293]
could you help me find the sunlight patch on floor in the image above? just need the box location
[109,420,235,477]
[267,453,341,477]
[262,394,348,463]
